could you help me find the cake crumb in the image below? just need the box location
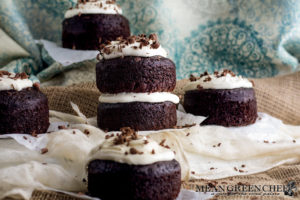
[151,149,155,154]
[84,129,90,135]
[41,148,48,154]
[31,131,37,137]
[58,125,67,130]
[33,83,40,90]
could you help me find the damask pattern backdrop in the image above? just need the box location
[0,0,300,80]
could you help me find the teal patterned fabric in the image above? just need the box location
[0,0,300,80]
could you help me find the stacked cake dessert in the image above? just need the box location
[183,69,257,127]
[0,71,49,134]
[62,0,130,50]
[88,127,181,200]
[96,34,179,131]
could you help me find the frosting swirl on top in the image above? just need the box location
[89,127,175,165]
[65,0,122,19]
[0,71,33,91]
[97,34,168,60]
[183,69,253,91]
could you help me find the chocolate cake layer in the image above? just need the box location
[62,14,130,50]
[97,101,177,131]
[88,159,181,200]
[0,87,49,134]
[96,56,176,93]
[183,88,257,127]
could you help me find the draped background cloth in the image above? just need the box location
[1,0,300,83]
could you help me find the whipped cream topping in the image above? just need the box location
[0,71,33,91]
[183,69,253,91]
[65,0,122,19]
[89,128,175,165]
[99,92,180,104]
[98,34,168,60]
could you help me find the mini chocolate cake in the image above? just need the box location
[88,128,181,200]
[96,55,176,93]
[183,70,257,127]
[96,34,179,131]
[62,0,130,50]
[0,71,49,134]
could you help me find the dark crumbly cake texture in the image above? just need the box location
[0,87,49,134]
[98,101,177,131]
[88,159,181,200]
[96,56,176,93]
[184,88,257,127]
[62,14,130,50]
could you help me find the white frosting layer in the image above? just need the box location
[183,73,253,91]
[65,1,122,19]
[89,136,175,165]
[99,92,180,104]
[0,74,33,91]
[99,40,168,59]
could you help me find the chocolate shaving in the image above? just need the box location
[0,71,11,77]
[129,147,143,155]
[189,74,198,82]
[203,76,212,82]
[159,139,166,146]
[99,34,161,55]
[196,85,203,90]
[113,127,137,145]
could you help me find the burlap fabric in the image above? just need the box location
[29,72,300,200]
